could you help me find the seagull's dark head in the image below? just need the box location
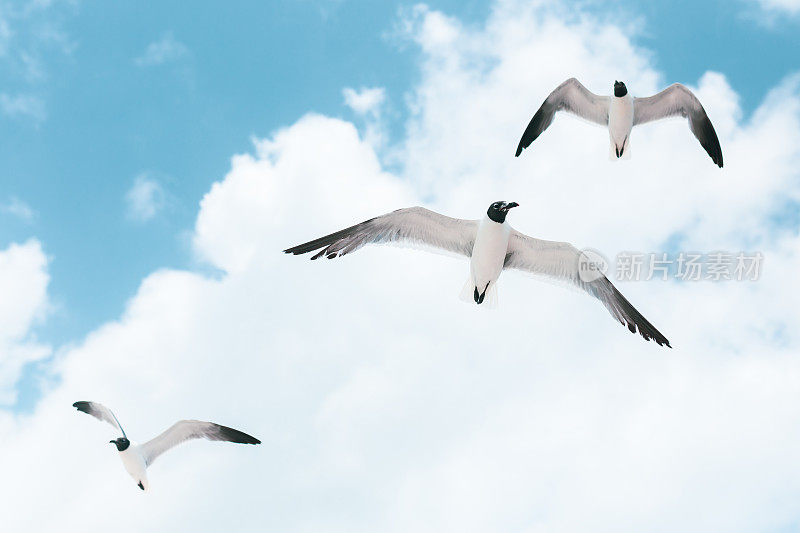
[109,437,130,451]
[613,80,628,97]
[487,201,519,223]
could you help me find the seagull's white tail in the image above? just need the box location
[608,138,631,160]
[458,278,498,309]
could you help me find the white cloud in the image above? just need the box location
[2,1,800,531]
[125,175,165,222]
[0,196,36,222]
[342,87,388,148]
[749,0,800,14]
[0,93,45,122]
[0,240,50,405]
[134,32,188,67]
[343,87,386,116]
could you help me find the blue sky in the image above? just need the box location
[3,1,800,529]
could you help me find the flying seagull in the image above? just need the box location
[73,401,260,490]
[284,202,670,346]
[515,78,723,167]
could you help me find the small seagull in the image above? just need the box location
[515,78,723,167]
[284,202,670,346]
[73,401,260,491]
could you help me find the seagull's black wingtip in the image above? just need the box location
[283,247,313,257]
[617,294,671,348]
[708,145,723,168]
[650,334,672,348]
[514,146,523,157]
[239,434,261,445]
[217,424,261,445]
[653,334,671,348]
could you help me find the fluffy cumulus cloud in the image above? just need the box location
[0,240,50,405]
[3,1,800,531]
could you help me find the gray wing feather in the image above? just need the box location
[73,401,127,438]
[140,420,260,467]
[633,83,723,167]
[283,206,478,260]
[516,78,610,156]
[503,231,670,347]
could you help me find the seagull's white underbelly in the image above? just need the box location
[470,218,510,290]
[608,95,634,150]
[120,445,148,488]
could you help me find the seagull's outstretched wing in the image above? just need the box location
[633,83,723,167]
[284,206,478,260]
[503,231,671,347]
[73,401,127,438]
[140,420,260,467]
[515,78,610,157]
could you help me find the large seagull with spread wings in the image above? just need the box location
[284,201,670,347]
[515,78,723,167]
[73,401,260,491]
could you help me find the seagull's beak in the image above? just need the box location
[109,440,116,444]
[502,202,519,211]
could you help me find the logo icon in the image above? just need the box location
[578,248,609,282]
